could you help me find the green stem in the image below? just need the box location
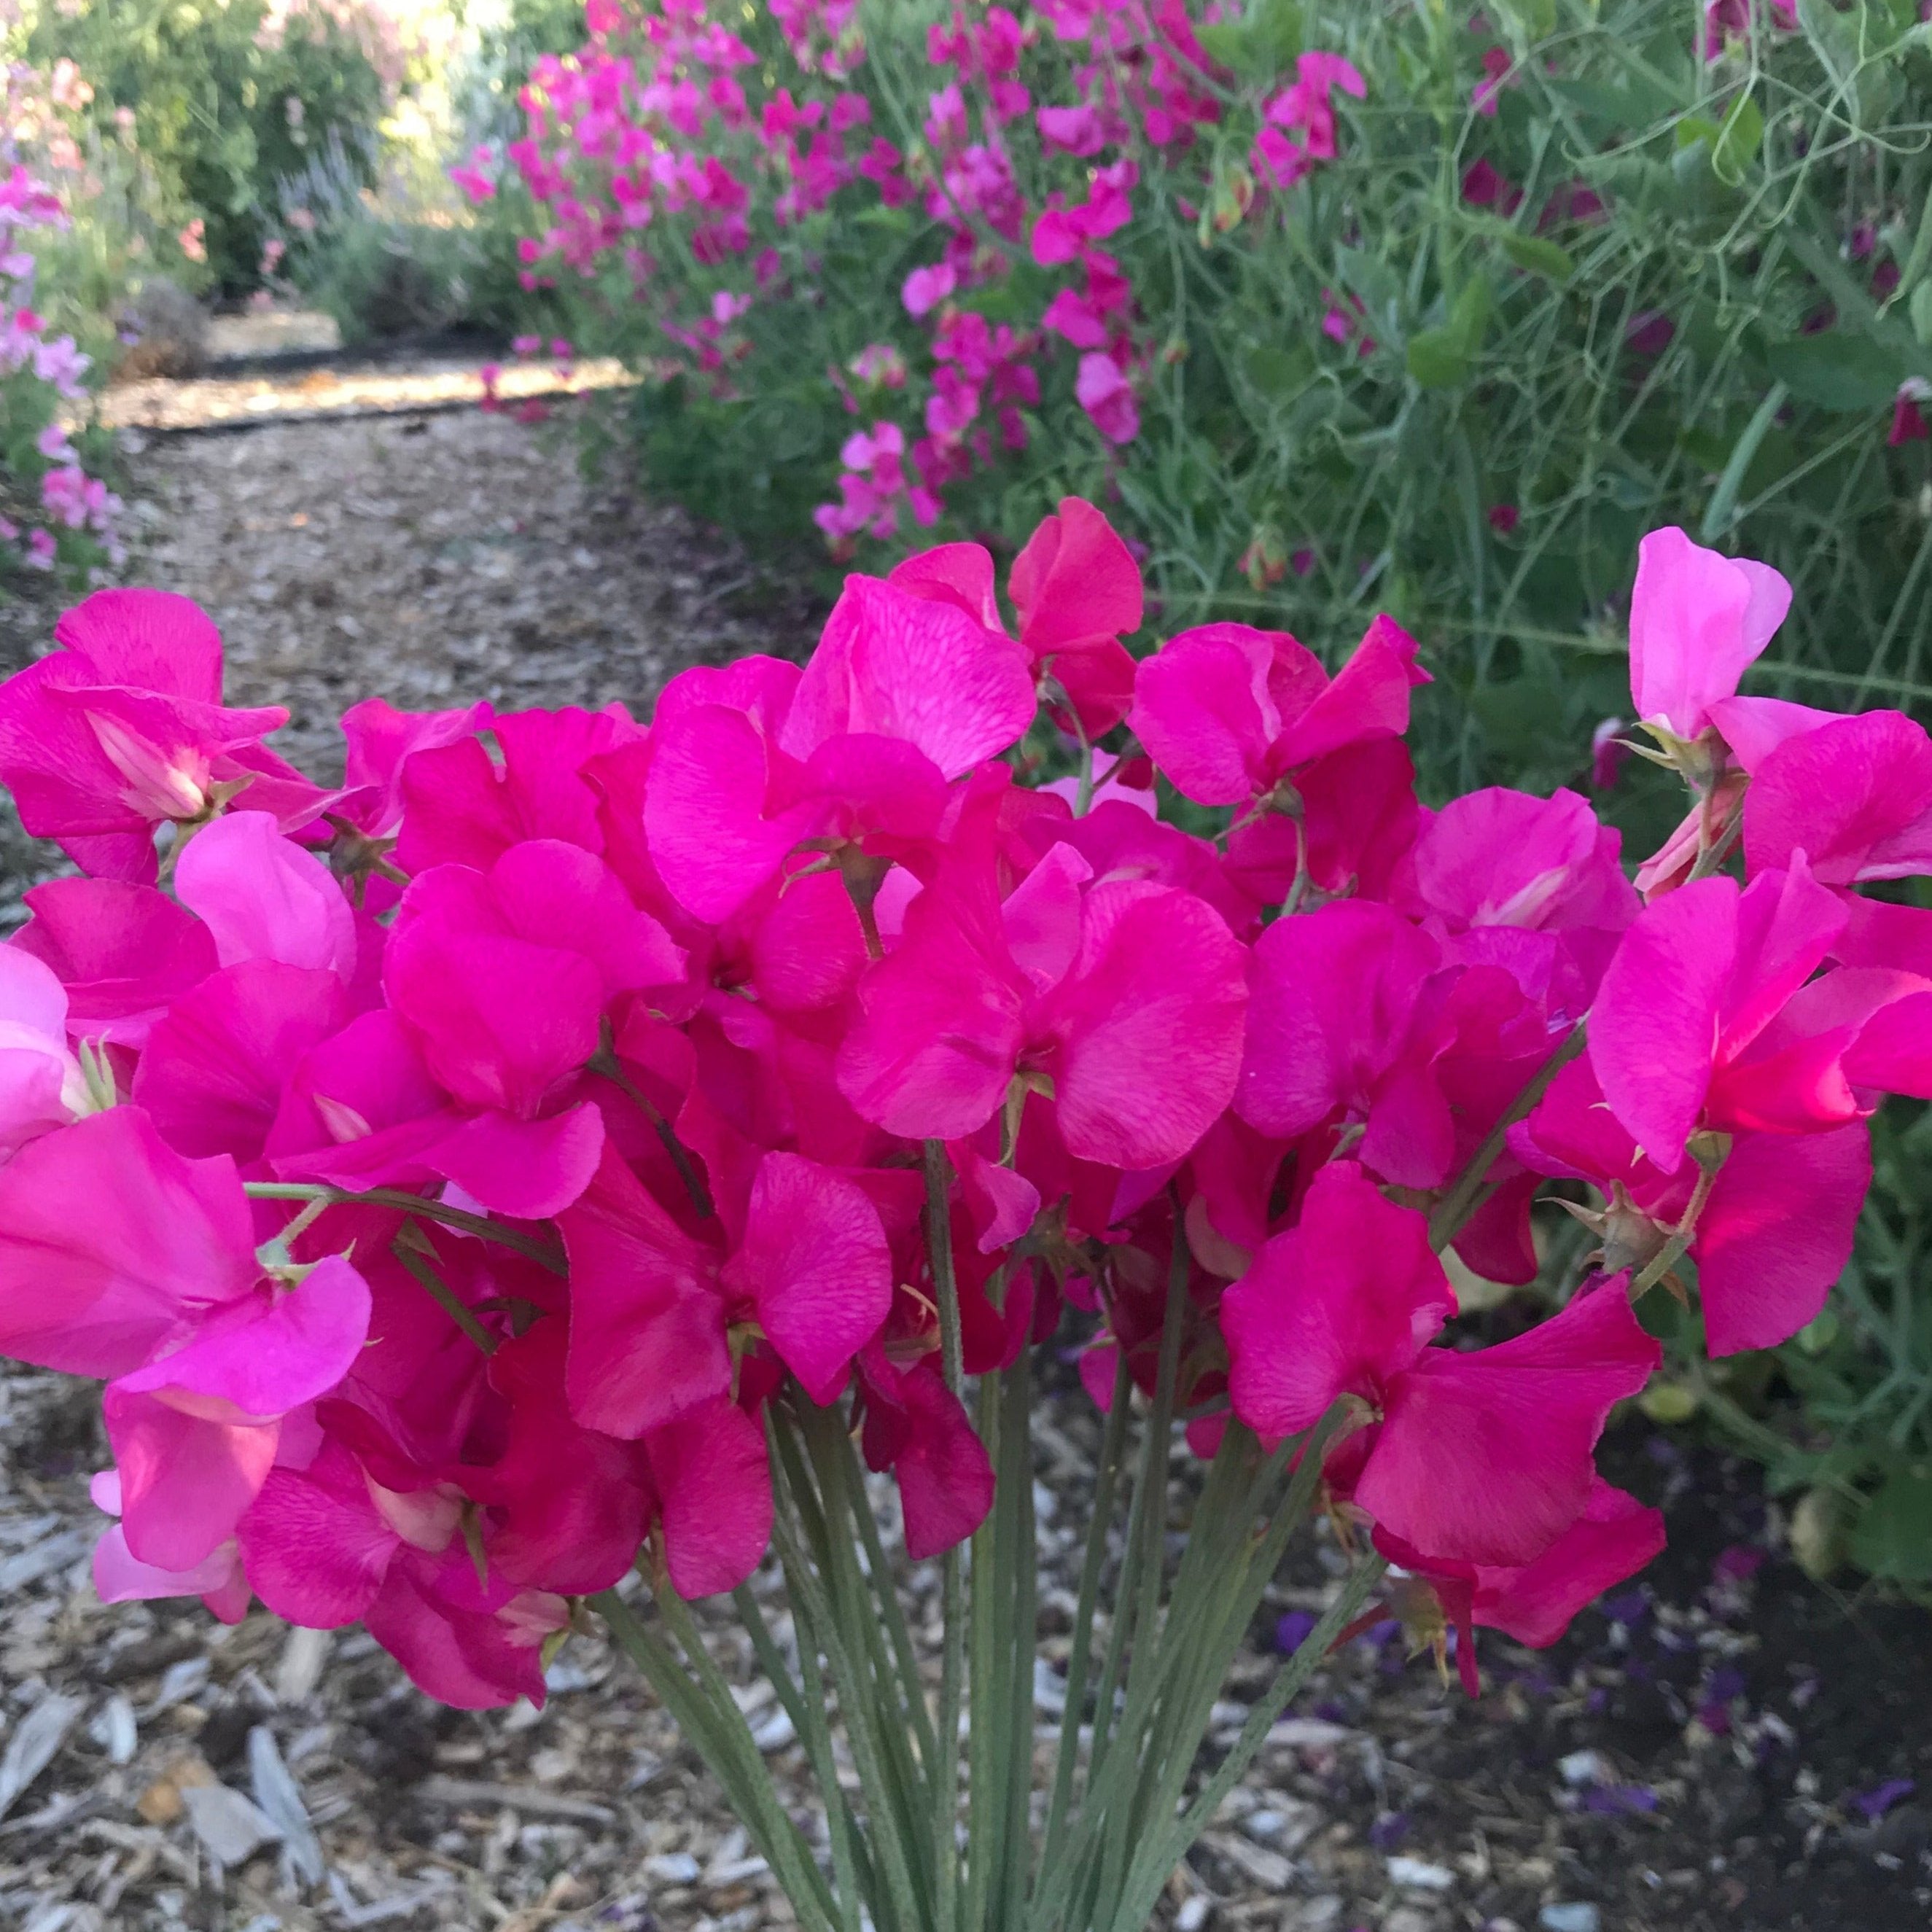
[242,1181,566,1274]
[1107,1557,1389,1932]
[835,1423,941,1776]
[999,1347,1039,1932]
[925,1140,967,1932]
[736,1583,867,1932]
[1427,1024,1586,1252]
[768,1496,932,1932]
[589,1053,715,1220]
[596,1588,837,1932]
[1035,1223,1191,1932]
[1037,1348,1131,1880]
[962,1366,1004,1932]
[389,1241,498,1356]
[801,1401,939,1914]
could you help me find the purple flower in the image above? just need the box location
[1584,1784,1659,1815]
[1369,1811,1410,1850]
[1851,1778,1916,1822]
[1276,1609,1318,1653]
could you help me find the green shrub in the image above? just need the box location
[21,0,397,294]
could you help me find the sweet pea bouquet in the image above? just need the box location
[0,509,1928,1931]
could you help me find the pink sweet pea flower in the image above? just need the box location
[1518,1056,1872,1355]
[1704,0,1796,54]
[561,1142,892,1436]
[1223,1161,1659,1567]
[1253,50,1366,188]
[1391,787,1639,938]
[0,590,327,881]
[1742,709,1932,886]
[1373,1476,1665,1694]
[241,1436,565,1708]
[394,705,639,877]
[838,835,1248,1169]
[1075,351,1140,443]
[0,945,90,1158]
[0,1107,370,1569]
[1473,45,1512,116]
[903,262,957,316]
[857,1340,994,1559]
[1589,861,1932,1177]
[1132,612,1427,810]
[366,839,685,1216]
[11,876,219,1048]
[1037,102,1108,155]
[1627,526,1791,741]
[93,1468,251,1623]
[1235,901,1446,1176]
[174,809,359,980]
[133,954,352,1164]
[335,696,494,842]
[644,580,1035,924]
[1006,496,1144,736]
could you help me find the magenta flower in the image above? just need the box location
[561,1141,892,1433]
[1132,612,1426,810]
[644,577,1035,924]
[12,876,218,1048]
[1253,50,1365,189]
[837,836,1248,1169]
[1472,45,1512,117]
[1627,526,1791,742]
[1373,1476,1666,1694]
[0,589,327,881]
[1223,1162,1659,1567]
[0,945,88,1158]
[1235,901,1447,1177]
[241,1437,567,1708]
[1519,1056,1874,1355]
[1590,858,1932,1175]
[1890,388,1931,445]
[1742,709,1932,887]
[902,261,957,316]
[0,1107,369,1570]
[1390,786,1638,941]
[1075,350,1140,443]
[1006,494,1144,734]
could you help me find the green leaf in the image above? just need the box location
[1492,0,1557,36]
[1247,0,1304,74]
[1193,0,1301,80]
[1469,673,1563,757]
[1448,274,1493,350]
[1406,328,1471,388]
[1501,233,1575,281]
[1242,341,1313,400]
[1848,1460,1932,1581]
[1191,21,1247,69]
[1699,381,1788,540]
[1674,113,1722,152]
[1911,281,1932,348]
[1712,91,1764,187]
[1408,277,1492,389]
[1764,331,1909,411]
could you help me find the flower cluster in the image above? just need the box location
[0,512,1923,1706]
[0,62,124,579]
[481,0,1365,548]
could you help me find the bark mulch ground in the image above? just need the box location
[0,351,1925,1932]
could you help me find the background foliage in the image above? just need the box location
[466,0,1932,1585]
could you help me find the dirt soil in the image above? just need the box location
[0,354,1925,1932]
